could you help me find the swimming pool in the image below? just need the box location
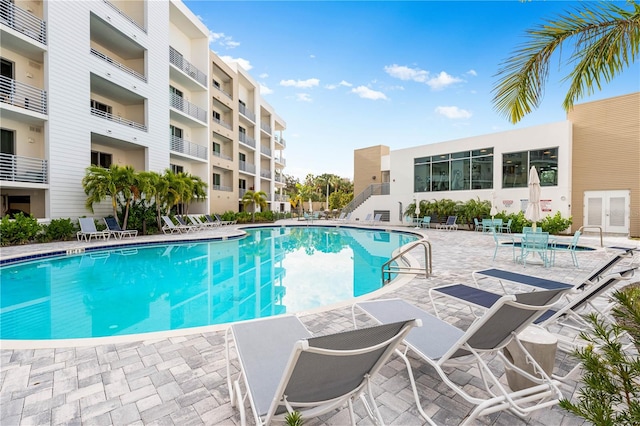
[0,226,418,340]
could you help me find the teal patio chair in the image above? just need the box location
[420,216,431,229]
[520,232,552,267]
[550,231,581,267]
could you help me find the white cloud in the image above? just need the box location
[260,83,273,95]
[280,78,320,88]
[259,73,269,79]
[325,80,353,90]
[466,69,477,76]
[296,93,312,102]
[209,32,239,49]
[351,86,388,100]
[384,64,429,83]
[435,106,472,119]
[427,71,464,90]
[309,54,316,59]
[219,56,253,71]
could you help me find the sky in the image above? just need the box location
[185,0,640,182]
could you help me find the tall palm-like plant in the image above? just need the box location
[82,164,124,219]
[114,165,138,230]
[493,1,640,123]
[242,190,268,222]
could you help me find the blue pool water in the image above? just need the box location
[0,226,417,340]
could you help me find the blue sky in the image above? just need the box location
[186,0,639,181]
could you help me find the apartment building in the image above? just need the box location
[0,0,287,220]
[353,93,639,237]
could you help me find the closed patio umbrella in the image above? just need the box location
[490,191,499,219]
[525,166,542,231]
[414,199,421,228]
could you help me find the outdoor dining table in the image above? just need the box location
[512,232,557,267]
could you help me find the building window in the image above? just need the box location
[90,100,112,115]
[212,111,220,122]
[531,148,558,186]
[91,151,112,168]
[239,152,246,162]
[170,164,184,174]
[471,148,493,189]
[212,173,221,189]
[213,79,220,89]
[432,161,450,192]
[414,157,431,193]
[213,142,221,156]
[239,179,246,189]
[1,128,15,155]
[502,151,529,188]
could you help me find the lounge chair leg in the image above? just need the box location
[395,349,437,426]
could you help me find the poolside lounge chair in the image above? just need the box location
[161,215,194,234]
[436,215,457,231]
[103,217,138,239]
[224,314,420,426]
[76,217,110,241]
[337,212,351,223]
[204,214,222,227]
[186,214,213,230]
[362,213,372,224]
[175,215,199,232]
[353,288,568,425]
[371,213,382,225]
[214,213,236,225]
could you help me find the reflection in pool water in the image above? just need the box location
[0,226,417,340]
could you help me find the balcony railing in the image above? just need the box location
[260,170,272,179]
[212,115,232,130]
[238,103,256,122]
[239,161,256,174]
[260,145,271,157]
[91,107,147,131]
[0,1,46,44]
[239,132,256,148]
[274,156,286,166]
[239,188,247,198]
[260,122,272,134]
[275,135,286,147]
[103,0,146,33]
[169,47,207,87]
[213,83,232,100]
[212,184,233,192]
[0,153,47,184]
[213,150,233,161]
[275,194,290,202]
[170,92,207,123]
[170,135,207,160]
[0,76,47,114]
[90,48,146,82]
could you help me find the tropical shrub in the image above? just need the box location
[559,284,640,424]
[40,218,76,242]
[0,213,42,246]
[538,212,572,235]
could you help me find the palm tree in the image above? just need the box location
[242,190,268,222]
[493,1,639,123]
[114,165,138,230]
[82,164,123,219]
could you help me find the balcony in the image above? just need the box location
[275,134,286,148]
[170,135,207,160]
[274,194,290,202]
[90,48,146,82]
[213,83,232,100]
[260,145,272,157]
[239,132,256,148]
[274,156,286,166]
[260,121,271,134]
[91,107,147,131]
[0,76,47,115]
[0,1,46,44]
[0,153,47,184]
[239,161,256,174]
[260,170,272,179]
[170,92,207,123]
[238,102,256,122]
[212,184,233,192]
[213,150,233,161]
[169,47,207,87]
[103,0,146,33]
[212,116,232,130]
[274,175,284,183]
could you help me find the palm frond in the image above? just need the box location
[493,2,640,123]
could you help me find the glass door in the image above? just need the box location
[584,190,630,234]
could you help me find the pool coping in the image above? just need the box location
[0,223,426,349]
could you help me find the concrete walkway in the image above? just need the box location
[1,222,637,425]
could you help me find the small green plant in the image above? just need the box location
[40,218,77,242]
[284,411,304,426]
[559,284,640,425]
[538,212,572,235]
[0,212,42,246]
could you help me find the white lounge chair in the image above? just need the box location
[103,217,137,239]
[371,213,382,225]
[436,215,458,231]
[225,314,420,426]
[353,288,568,425]
[161,215,191,234]
[76,217,110,241]
[174,215,199,232]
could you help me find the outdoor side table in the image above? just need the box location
[503,326,558,391]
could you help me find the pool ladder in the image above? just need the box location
[381,238,432,284]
